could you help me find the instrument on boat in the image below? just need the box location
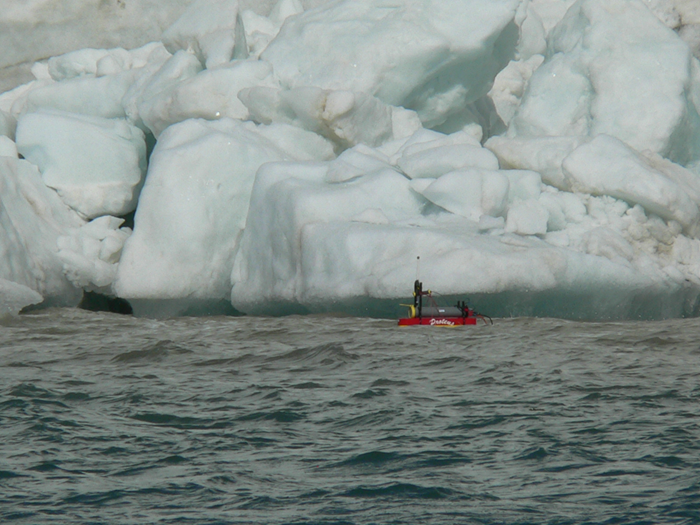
[398,280,492,327]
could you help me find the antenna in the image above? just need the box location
[416,256,420,281]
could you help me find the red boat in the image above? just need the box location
[398,280,491,327]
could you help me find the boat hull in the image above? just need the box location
[398,316,477,327]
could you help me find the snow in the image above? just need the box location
[3,0,700,319]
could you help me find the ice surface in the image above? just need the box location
[326,145,394,183]
[0,0,194,73]
[231,163,425,313]
[240,86,421,150]
[417,170,510,220]
[0,157,83,306]
[505,199,549,235]
[0,110,16,139]
[58,216,132,293]
[0,44,172,121]
[510,0,700,166]
[527,0,578,35]
[162,0,242,69]
[0,137,18,158]
[6,74,136,120]
[122,50,202,133]
[138,59,278,137]
[16,109,147,219]
[229,120,700,319]
[503,169,542,204]
[489,55,544,126]
[114,118,334,315]
[562,134,700,231]
[486,135,586,189]
[398,145,500,179]
[0,146,132,306]
[261,0,521,128]
[514,1,546,60]
[0,279,43,317]
[680,24,700,59]
[47,43,165,81]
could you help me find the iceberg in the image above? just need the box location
[2,0,700,320]
[230,156,692,319]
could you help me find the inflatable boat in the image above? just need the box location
[398,280,492,326]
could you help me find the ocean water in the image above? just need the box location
[1,308,699,524]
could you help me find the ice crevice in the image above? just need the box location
[2,0,700,319]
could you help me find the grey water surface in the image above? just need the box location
[1,308,699,524]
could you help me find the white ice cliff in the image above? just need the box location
[113,117,334,316]
[3,0,700,319]
[16,109,147,219]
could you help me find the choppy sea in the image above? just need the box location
[1,308,699,524]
